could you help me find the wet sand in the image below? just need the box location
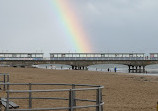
[0,67,158,111]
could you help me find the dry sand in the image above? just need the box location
[0,67,158,111]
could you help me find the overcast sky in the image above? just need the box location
[0,0,158,55]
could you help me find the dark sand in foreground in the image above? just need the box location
[0,67,158,111]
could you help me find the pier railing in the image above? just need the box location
[50,57,146,61]
[1,57,158,61]
[1,83,104,111]
[0,73,9,91]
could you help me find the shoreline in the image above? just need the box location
[37,66,158,77]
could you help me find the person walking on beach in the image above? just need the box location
[108,68,110,72]
[114,67,117,72]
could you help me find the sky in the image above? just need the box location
[0,0,158,56]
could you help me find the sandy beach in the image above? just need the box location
[0,67,158,111]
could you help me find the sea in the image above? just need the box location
[36,64,158,75]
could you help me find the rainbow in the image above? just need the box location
[49,0,92,53]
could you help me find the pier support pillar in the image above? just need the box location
[139,66,141,73]
[128,65,146,73]
[75,66,77,70]
[72,66,75,70]
[143,66,145,73]
[71,66,88,70]
[79,66,81,70]
[132,66,134,73]
[135,66,138,73]
[128,65,130,73]
[72,66,78,70]
[71,65,88,70]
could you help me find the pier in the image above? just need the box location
[0,53,158,72]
